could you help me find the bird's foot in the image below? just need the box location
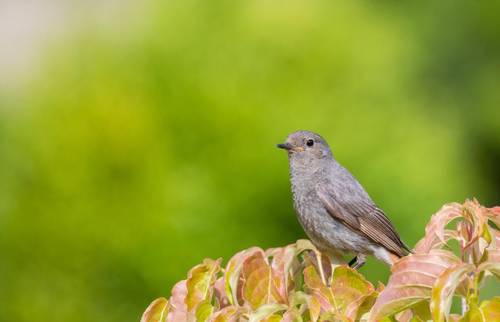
[348,254,366,270]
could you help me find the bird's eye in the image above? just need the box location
[306,139,314,147]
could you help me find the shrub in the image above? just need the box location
[141,200,500,321]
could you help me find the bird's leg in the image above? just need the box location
[348,256,358,267]
[350,254,367,270]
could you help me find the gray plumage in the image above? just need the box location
[277,130,410,267]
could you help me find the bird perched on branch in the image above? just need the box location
[277,130,411,268]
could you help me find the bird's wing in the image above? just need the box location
[316,183,410,257]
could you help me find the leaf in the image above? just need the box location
[266,244,297,298]
[462,199,489,250]
[186,258,221,311]
[330,265,375,320]
[369,250,460,321]
[208,306,241,322]
[241,251,284,309]
[479,297,500,322]
[224,247,265,305]
[247,303,288,322]
[414,229,460,254]
[303,264,376,320]
[289,291,320,322]
[167,280,191,322]
[295,239,318,254]
[141,298,169,322]
[213,276,230,308]
[303,265,335,313]
[261,314,283,322]
[409,299,431,321]
[462,301,483,322]
[281,308,303,322]
[477,249,500,278]
[195,301,214,322]
[356,288,380,321]
[430,263,475,322]
[414,203,462,253]
[486,228,500,251]
[487,206,500,226]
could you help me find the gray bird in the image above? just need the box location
[277,130,411,268]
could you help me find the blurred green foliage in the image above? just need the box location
[0,1,499,321]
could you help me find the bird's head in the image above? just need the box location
[277,130,332,161]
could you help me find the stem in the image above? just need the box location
[461,296,468,316]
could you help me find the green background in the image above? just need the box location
[1,1,499,321]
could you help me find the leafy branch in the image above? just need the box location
[141,200,500,321]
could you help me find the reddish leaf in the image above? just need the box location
[281,308,302,322]
[214,276,230,308]
[224,247,265,305]
[369,250,460,321]
[415,229,460,254]
[241,251,284,309]
[487,207,500,226]
[462,199,488,250]
[486,227,500,249]
[266,244,296,299]
[415,203,462,254]
[477,249,500,278]
[167,280,190,322]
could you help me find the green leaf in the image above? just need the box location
[462,301,483,322]
[140,297,169,322]
[356,289,379,321]
[430,263,474,322]
[195,300,213,322]
[479,297,500,322]
[186,258,221,311]
[209,306,241,322]
[247,304,288,322]
[410,299,431,321]
[303,265,335,313]
[331,265,375,319]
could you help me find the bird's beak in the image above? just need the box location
[277,143,304,152]
[277,143,293,150]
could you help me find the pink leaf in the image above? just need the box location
[369,250,460,321]
[415,203,462,253]
[241,251,285,309]
[224,247,265,305]
[167,280,191,322]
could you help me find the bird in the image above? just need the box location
[277,130,411,269]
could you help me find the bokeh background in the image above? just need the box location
[1,1,499,321]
